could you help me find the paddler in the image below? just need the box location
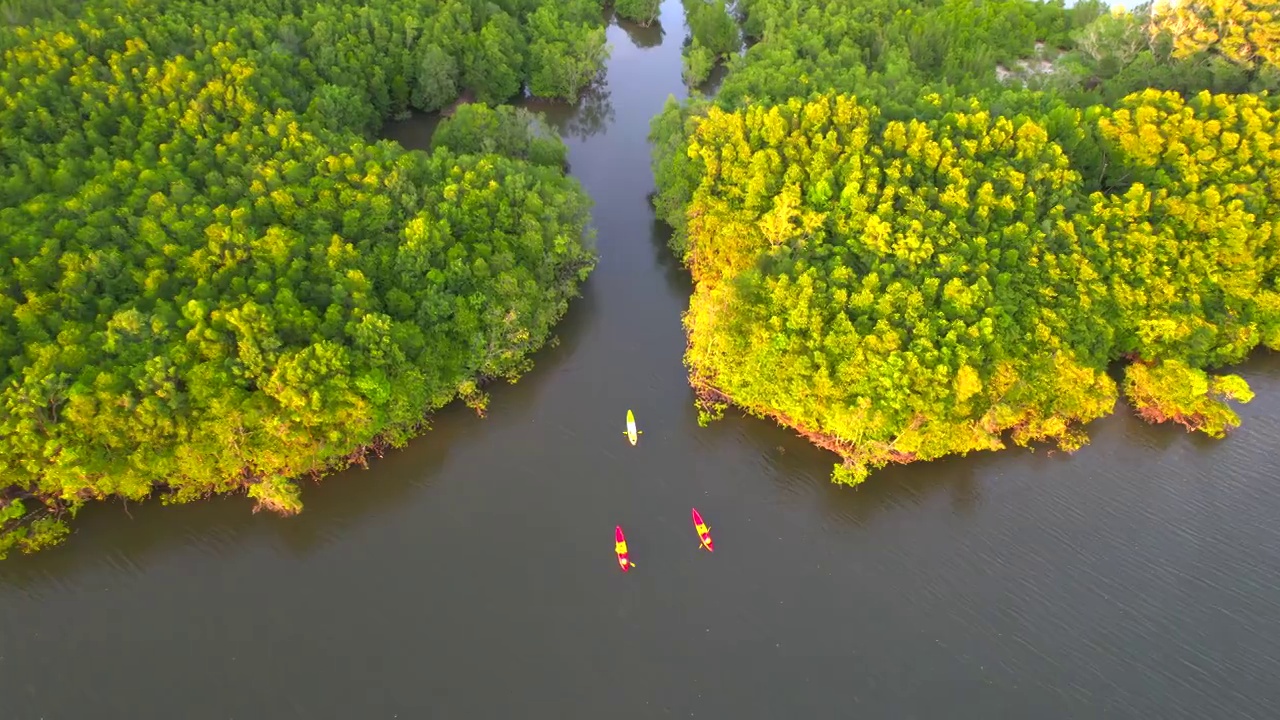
[615,527,635,570]
[693,508,714,551]
[696,521,713,551]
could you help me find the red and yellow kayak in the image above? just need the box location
[692,508,714,551]
[615,525,635,571]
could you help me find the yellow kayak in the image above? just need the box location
[624,409,642,445]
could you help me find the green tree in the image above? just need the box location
[616,0,661,27]
[412,44,460,113]
[306,83,380,137]
[0,0,601,558]
[524,1,611,101]
[432,102,568,168]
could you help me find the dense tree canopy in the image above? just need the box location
[430,102,569,167]
[1047,2,1280,106]
[706,0,1104,110]
[615,0,662,28]
[1149,0,1280,70]
[1088,89,1280,435]
[0,0,605,558]
[656,0,1280,483]
[681,0,740,85]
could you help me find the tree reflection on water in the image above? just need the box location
[618,17,664,49]
[566,79,616,140]
[521,78,616,143]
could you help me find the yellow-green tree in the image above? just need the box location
[655,85,1277,484]
[655,0,1279,485]
[1149,0,1280,70]
[673,94,1119,484]
[1084,89,1280,433]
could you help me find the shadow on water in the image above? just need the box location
[0,417,461,589]
[1110,348,1280,450]
[649,214,692,292]
[524,80,617,142]
[1235,346,1280,379]
[487,272,604,411]
[1116,402,1198,452]
[696,62,732,97]
[818,452,986,528]
[385,82,617,158]
[726,404,989,528]
[543,272,603,359]
[760,348,1280,533]
[0,295,619,589]
[380,111,443,152]
[616,17,665,49]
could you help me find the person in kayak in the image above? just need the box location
[614,525,636,570]
[692,508,714,551]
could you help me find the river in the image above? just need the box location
[3,1,1280,717]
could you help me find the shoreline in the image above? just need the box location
[687,366,921,484]
[0,252,594,556]
[1,362,500,555]
[685,347,1260,488]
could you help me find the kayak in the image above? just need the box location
[692,507,714,552]
[624,409,641,445]
[614,525,634,571]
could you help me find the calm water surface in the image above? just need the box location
[4,2,1279,717]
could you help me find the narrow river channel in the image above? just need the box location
[4,1,1280,717]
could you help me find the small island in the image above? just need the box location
[652,0,1279,484]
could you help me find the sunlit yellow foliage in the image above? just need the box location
[1124,359,1255,437]
[672,93,1121,482]
[657,85,1276,483]
[1149,0,1280,69]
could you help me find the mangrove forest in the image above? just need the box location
[3,0,1279,559]
[652,0,1280,483]
[0,0,612,557]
